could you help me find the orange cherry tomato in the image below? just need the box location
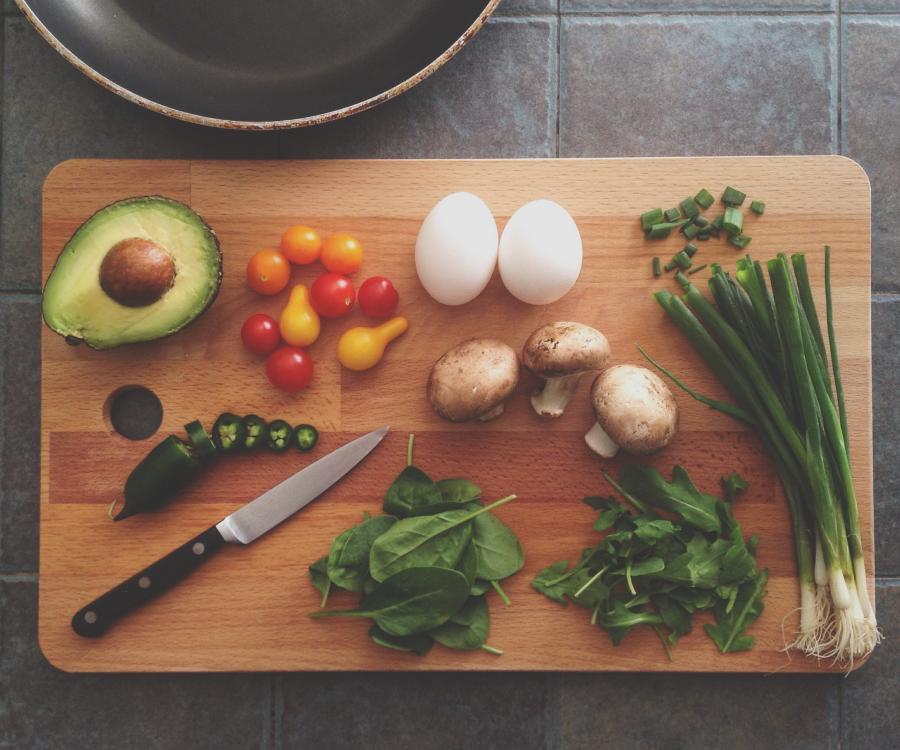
[321,233,363,274]
[281,225,322,265]
[246,249,291,295]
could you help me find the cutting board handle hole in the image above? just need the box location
[105,386,163,440]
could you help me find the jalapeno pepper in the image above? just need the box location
[293,423,319,452]
[184,420,217,462]
[242,414,267,450]
[212,412,246,454]
[267,419,293,452]
[114,436,201,521]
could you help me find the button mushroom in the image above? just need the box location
[585,364,678,457]
[522,321,611,418]
[428,338,520,422]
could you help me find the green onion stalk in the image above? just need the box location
[645,250,879,663]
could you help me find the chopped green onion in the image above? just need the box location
[647,220,688,239]
[698,229,712,240]
[750,200,765,215]
[641,208,664,231]
[674,250,692,270]
[680,197,701,219]
[712,215,724,230]
[695,188,715,209]
[729,234,752,250]
[652,256,662,277]
[664,207,681,222]
[693,215,709,227]
[682,222,702,240]
[664,260,677,272]
[684,242,698,257]
[687,263,708,275]
[722,186,746,206]
[723,206,743,236]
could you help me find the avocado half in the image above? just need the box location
[42,196,222,350]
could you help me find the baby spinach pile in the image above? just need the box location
[532,465,768,658]
[308,435,523,656]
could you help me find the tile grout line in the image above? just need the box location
[272,673,284,750]
[0,571,38,581]
[835,0,842,154]
[555,2,561,158]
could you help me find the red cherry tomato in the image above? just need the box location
[240,313,281,355]
[266,346,314,392]
[310,273,356,318]
[358,276,400,319]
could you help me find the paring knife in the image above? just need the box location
[72,426,389,638]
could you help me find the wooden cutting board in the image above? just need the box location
[39,157,873,672]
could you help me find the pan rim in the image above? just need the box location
[14,0,501,130]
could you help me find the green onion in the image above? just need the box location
[680,197,701,219]
[682,222,702,240]
[687,263,708,276]
[695,188,715,209]
[647,220,688,239]
[723,207,743,236]
[693,215,709,228]
[698,229,712,241]
[722,186,746,206]
[684,243,698,257]
[664,207,681,222]
[641,208,664,231]
[664,260,677,272]
[729,234,751,250]
[674,251,692,270]
[652,256,662,277]
[750,200,765,215]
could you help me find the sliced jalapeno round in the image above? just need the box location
[184,420,217,462]
[212,412,247,454]
[293,423,319,452]
[266,419,293,452]
[242,414,267,450]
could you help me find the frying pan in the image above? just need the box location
[16,0,499,129]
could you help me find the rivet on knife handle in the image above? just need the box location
[71,525,226,638]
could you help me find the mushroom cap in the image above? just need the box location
[590,364,677,454]
[522,321,610,378]
[427,338,520,422]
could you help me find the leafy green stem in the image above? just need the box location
[491,580,511,606]
[406,433,415,467]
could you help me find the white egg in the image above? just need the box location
[415,192,498,306]
[498,199,583,305]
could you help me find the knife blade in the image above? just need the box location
[72,426,389,638]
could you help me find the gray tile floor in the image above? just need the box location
[1,2,898,748]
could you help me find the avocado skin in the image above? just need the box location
[42,195,223,350]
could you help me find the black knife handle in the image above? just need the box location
[72,525,227,638]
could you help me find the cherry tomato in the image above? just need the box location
[266,346,314,392]
[321,233,363,275]
[246,249,290,295]
[240,313,281,355]
[281,225,322,265]
[310,273,356,318]
[358,276,400,319]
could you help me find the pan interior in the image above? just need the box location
[22,0,491,123]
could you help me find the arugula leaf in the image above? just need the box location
[620,465,722,534]
[633,517,678,543]
[721,472,749,503]
[652,594,693,644]
[532,561,575,605]
[383,465,443,518]
[601,600,664,645]
[704,570,769,653]
[584,496,629,531]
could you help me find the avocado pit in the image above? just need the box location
[99,238,176,307]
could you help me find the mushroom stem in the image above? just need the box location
[584,422,619,458]
[531,373,584,418]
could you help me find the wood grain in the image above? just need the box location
[39,157,873,672]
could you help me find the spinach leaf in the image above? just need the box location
[457,541,479,589]
[430,596,490,650]
[621,465,722,535]
[382,466,443,518]
[369,625,433,656]
[436,478,481,505]
[471,510,524,581]
[308,556,331,608]
[704,569,768,653]
[327,514,397,592]
[471,579,491,596]
[310,566,470,636]
[369,499,512,582]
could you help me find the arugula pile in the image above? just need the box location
[308,435,523,656]
[532,465,768,658]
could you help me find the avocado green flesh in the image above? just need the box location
[42,196,221,349]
